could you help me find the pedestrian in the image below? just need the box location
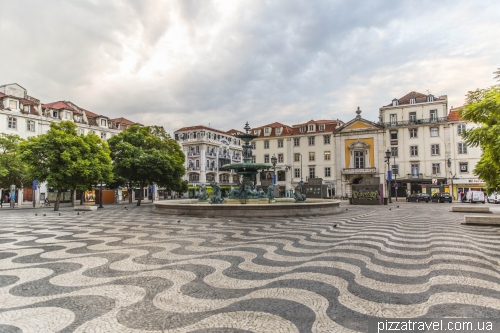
[460,191,465,203]
[0,195,3,208]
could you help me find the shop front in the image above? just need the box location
[452,179,485,200]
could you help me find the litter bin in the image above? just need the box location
[383,198,388,205]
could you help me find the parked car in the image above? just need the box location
[466,190,485,203]
[431,192,452,203]
[487,192,500,204]
[406,193,430,202]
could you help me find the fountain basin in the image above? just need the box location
[154,199,341,217]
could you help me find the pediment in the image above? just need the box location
[348,139,370,150]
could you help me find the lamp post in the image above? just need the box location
[393,154,397,202]
[385,149,392,203]
[98,181,103,208]
[271,154,277,185]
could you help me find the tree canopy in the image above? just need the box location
[0,133,28,189]
[459,68,500,192]
[19,121,113,210]
[108,125,185,206]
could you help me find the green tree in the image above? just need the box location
[0,134,28,190]
[460,68,500,192]
[108,125,185,206]
[19,121,113,211]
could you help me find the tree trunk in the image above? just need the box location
[71,189,75,207]
[54,190,62,211]
[80,190,83,205]
[137,182,145,206]
[128,183,133,203]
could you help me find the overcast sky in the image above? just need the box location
[1,0,499,133]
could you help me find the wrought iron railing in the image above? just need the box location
[381,117,447,128]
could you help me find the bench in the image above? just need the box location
[451,206,491,213]
[462,215,500,226]
[74,205,97,211]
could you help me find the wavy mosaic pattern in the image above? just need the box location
[0,203,499,332]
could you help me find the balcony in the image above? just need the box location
[206,167,216,171]
[342,167,377,175]
[381,117,447,128]
[206,152,217,157]
[187,166,200,171]
[187,152,200,157]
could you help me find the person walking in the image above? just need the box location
[460,191,465,203]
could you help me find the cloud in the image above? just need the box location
[1,0,499,133]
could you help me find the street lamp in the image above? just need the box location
[385,149,392,203]
[393,154,398,202]
[271,154,277,185]
[98,181,103,208]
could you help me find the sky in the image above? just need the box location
[1,0,499,134]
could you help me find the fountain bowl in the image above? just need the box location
[154,199,341,217]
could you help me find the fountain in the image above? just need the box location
[154,122,341,217]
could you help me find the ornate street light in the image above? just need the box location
[385,149,392,204]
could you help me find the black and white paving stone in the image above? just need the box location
[0,202,499,332]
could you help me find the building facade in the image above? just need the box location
[0,83,139,205]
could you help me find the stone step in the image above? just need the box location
[74,205,98,211]
[451,206,491,213]
[462,215,500,225]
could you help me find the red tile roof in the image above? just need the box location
[29,105,38,115]
[42,101,77,112]
[19,98,36,105]
[0,92,6,98]
[385,91,446,107]
[83,109,99,118]
[447,107,464,121]
[111,117,136,125]
[250,120,342,138]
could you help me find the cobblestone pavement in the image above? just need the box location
[0,202,499,333]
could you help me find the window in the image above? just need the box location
[308,136,315,146]
[251,156,256,163]
[264,127,270,133]
[276,128,281,134]
[409,128,417,138]
[458,142,467,154]
[9,100,18,109]
[309,152,315,161]
[7,117,17,129]
[309,168,315,178]
[354,151,364,168]
[430,127,439,137]
[410,145,418,156]
[325,167,331,177]
[189,174,199,182]
[278,139,283,148]
[294,153,300,162]
[264,140,269,149]
[459,162,468,173]
[324,151,331,161]
[410,98,416,104]
[100,119,107,126]
[430,109,437,121]
[251,142,256,149]
[100,132,107,140]
[278,153,284,163]
[392,99,398,106]
[390,114,397,126]
[293,138,300,146]
[27,120,35,132]
[431,144,440,155]
[300,126,305,133]
[324,135,330,144]
[391,147,398,157]
[264,154,269,163]
[409,112,417,124]
[432,163,440,175]
[457,124,466,135]
[294,168,300,178]
[65,112,72,119]
[319,125,325,131]
[308,124,314,131]
[392,164,399,175]
[390,130,398,140]
[52,111,58,118]
[411,164,419,177]
[428,95,434,102]
[115,123,120,129]
[78,128,85,135]
[254,130,258,135]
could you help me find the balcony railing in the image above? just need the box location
[206,152,217,157]
[342,167,377,175]
[187,152,200,157]
[187,166,200,171]
[381,117,447,128]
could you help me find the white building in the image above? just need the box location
[0,83,139,206]
[174,125,243,197]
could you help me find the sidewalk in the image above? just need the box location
[0,199,179,210]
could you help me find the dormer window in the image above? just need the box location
[9,100,18,109]
[308,124,315,131]
[52,111,58,118]
[392,98,398,106]
[300,126,305,133]
[115,123,120,129]
[65,111,72,120]
[264,127,270,134]
[276,127,282,134]
[427,95,434,102]
[319,125,325,131]
[100,119,107,126]
[410,98,416,104]
[254,130,259,135]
